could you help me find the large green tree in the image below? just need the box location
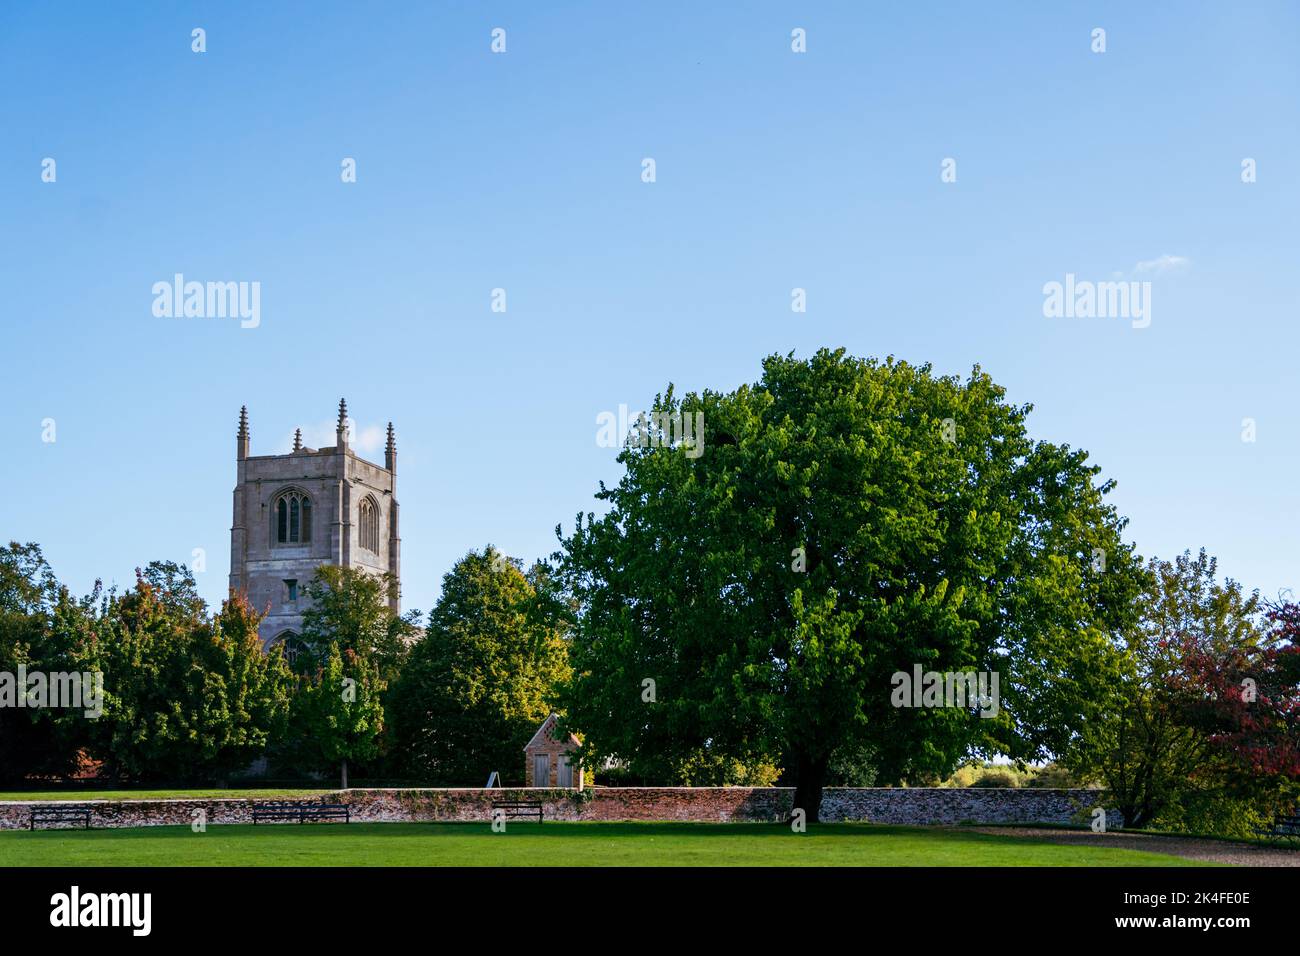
[389,548,571,786]
[89,565,294,782]
[556,349,1144,820]
[284,642,386,789]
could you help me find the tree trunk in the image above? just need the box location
[341,758,349,790]
[791,753,828,824]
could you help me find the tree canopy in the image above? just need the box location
[297,565,419,685]
[555,349,1145,819]
[1064,550,1300,831]
[389,547,571,786]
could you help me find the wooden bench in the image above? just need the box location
[492,800,543,824]
[251,800,351,825]
[29,804,93,830]
[1254,809,1300,843]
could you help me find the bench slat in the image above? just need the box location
[29,806,93,831]
[250,799,350,825]
[491,800,543,823]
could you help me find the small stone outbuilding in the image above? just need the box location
[524,713,584,788]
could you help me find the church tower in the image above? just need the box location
[228,400,401,647]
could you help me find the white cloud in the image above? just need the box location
[1132,254,1190,275]
[278,419,385,455]
[354,424,385,455]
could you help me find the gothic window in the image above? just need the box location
[359,496,380,553]
[274,491,312,544]
[274,630,300,666]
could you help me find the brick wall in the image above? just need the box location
[0,787,1119,830]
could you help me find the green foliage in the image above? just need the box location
[673,750,782,787]
[1149,788,1276,840]
[967,769,1018,788]
[0,543,95,782]
[297,565,419,685]
[1023,763,1079,789]
[2,546,295,785]
[389,548,570,786]
[0,541,60,613]
[1061,550,1267,829]
[556,349,1144,818]
[282,643,385,788]
[137,560,208,620]
[825,742,878,787]
[89,576,294,782]
[935,761,1080,789]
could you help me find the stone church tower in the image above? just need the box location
[228,399,401,647]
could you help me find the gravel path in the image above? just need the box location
[970,826,1300,866]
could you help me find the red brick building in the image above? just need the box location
[523,713,584,788]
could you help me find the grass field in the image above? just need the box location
[0,822,1212,866]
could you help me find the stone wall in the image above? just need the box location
[821,787,1118,826]
[0,787,1118,830]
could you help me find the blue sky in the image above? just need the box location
[2,2,1297,617]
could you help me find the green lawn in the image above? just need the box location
[0,821,1213,866]
[0,789,329,802]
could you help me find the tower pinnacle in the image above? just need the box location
[336,398,349,451]
[237,406,250,460]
